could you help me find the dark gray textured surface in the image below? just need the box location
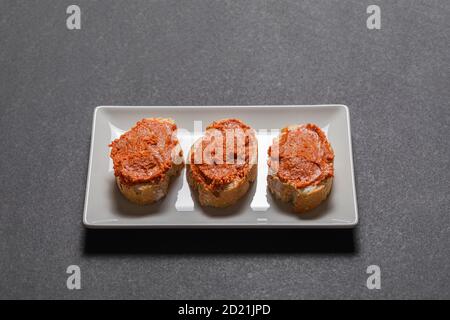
[0,0,449,299]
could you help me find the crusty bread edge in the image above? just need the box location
[117,161,184,205]
[268,174,332,213]
[187,144,257,208]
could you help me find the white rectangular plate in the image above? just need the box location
[83,105,358,228]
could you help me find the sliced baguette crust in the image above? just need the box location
[268,175,332,213]
[187,157,257,208]
[112,118,184,205]
[117,161,183,205]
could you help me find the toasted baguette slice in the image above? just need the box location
[187,118,258,208]
[267,124,334,213]
[110,118,184,205]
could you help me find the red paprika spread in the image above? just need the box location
[190,119,257,191]
[268,124,334,188]
[109,118,180,185]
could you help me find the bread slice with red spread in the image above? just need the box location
[267,124,334,213]
[187,119,258,208]
[109,118,184,205]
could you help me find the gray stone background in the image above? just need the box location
[0,0,449,299]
